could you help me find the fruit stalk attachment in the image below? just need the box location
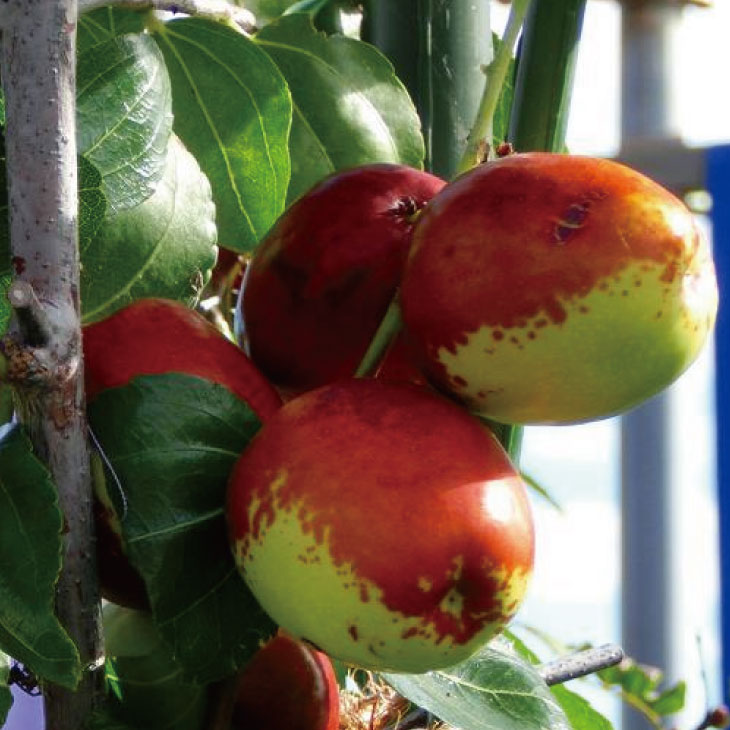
[455,0,533,175]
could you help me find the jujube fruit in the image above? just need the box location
[232,633,339,730]
[237,164,445,394]
[400,152,718,424]
[227,378,534,673]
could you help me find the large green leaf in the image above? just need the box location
[385,642,570,730]
[80,134,217,324]
[0,652,11,726]
[256,14,425,202]
[0,426,81,689]
[87,374,276,683]
[77,32,172,214]
[78,6,146,51]
[153,18,291,252]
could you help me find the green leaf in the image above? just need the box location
[255,14,425,203]
[385,642,571,730]
[521,472,562,512]
[80,134,217,324]
[153,17,291,252]
[491,31,516,148]
[648,681,686,716]
[103,605,208,730]
[87,374,276,683]
[246,0,299,24]
[0,652,12,726]
[77,32,173,214]
[504,632,613,730]
[0,426,81,689]
[79,156,108,253]
[78,6,146,51]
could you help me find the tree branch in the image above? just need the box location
[77,0,257,33]
[0,1,104,727]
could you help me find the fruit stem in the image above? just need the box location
[454,0,532,175]
[354,297,403,378]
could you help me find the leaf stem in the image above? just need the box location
[354,297,403,378]
[455,0,532,175]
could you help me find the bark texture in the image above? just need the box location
[0,1,103,727]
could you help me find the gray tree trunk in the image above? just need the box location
[0,1,103,727]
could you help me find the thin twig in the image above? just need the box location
[77,0,257,33]
[455,0,532,175]
[537,643,624,686]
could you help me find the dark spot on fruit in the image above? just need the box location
[579,305,589,314]
[509,337,519,345]
[553,201,591,244]
[599,282,608,291]
[634,280,642,287]
[348,625,359,641]
[527,331,536,340]
[452,375,468,387]
[622,290,629,297]
[492,330,504,341]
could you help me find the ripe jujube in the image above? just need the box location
[237,164,445,394]
[400,152,718,424]
[227,378,534,673]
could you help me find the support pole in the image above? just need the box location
[362,0,491,179]
[619,3,682,729]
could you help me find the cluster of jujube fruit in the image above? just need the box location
[84,152,717,727]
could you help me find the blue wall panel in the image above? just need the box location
[710,144,730,701]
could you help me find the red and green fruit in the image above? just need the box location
[400,152,718,424]
[83,298,282,608]
[227,378,534,673]
[232,632,339,730]
[237,164,445,394]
